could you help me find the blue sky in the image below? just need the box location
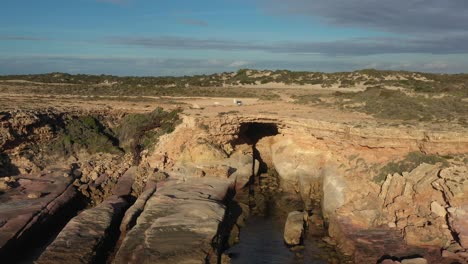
[1,0,467,75]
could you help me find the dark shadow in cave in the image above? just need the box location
[237,122,279,146]
[236,122,279,175]
[235,123,280,214]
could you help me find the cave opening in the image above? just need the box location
[237,122,279,146]
[236,122,279,178]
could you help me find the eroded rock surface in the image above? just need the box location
[37,166,136,263]
[119,180,157,235]
[114,177,232,264]
[0,168,81,261]
[327,163,468,263]
[36,196,129,264]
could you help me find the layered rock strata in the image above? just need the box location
[36,166,136,264]
[0,168,81,261]
[114,177,232,264]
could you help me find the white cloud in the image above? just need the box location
[227,61,250,67]
[422,62,449,70]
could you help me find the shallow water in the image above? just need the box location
[227,215,330,264]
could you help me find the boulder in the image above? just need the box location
[401,258,428,264]
[284,211,305,246]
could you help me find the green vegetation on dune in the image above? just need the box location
[355,69,468,96]
[335,87,468,122]
[1,69,467,97]
[0,81,262,98]
[294,86,468,124]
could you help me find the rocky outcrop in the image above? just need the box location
[113,177,232,264]
[165,141,258,195]
[435,165,468,263]
[376,163,468,263]
[36,196,129,264]
[326,163,468,263]
[199,115,468,157]
[283,211,305,246]
[37,166,136,263]
[73,153,133,205]
[0,111,62,175]
[0,168,82,261]
[0,111,59,152]
[2,108,467,264]
[378,164,452,248]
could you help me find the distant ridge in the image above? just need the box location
[1,69,467,92]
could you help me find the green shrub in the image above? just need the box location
[50,116,122,156]
[115,107,181,162]
[339,79,356,88]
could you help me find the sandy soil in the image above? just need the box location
[0,83,464,133]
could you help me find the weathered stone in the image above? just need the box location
[27,192,42,199]
[284,211,304,246]
[271,137,325,194]
[0,170,79,261]
[37,196,129,264]
[0,181,10,191]
[431,201,446,217]
[445,242,464,252]
[112,166,137,197]
[382,173,406,207]
[119,181,157,234]
[114,177,230,264]
[322,169,346,218]
[400,257,428,264]
[89,171,99,181]
[448,206,468,249]
[178,141,228,164]
[404,225,448,247]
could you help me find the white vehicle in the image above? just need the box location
[233,99,243,106]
